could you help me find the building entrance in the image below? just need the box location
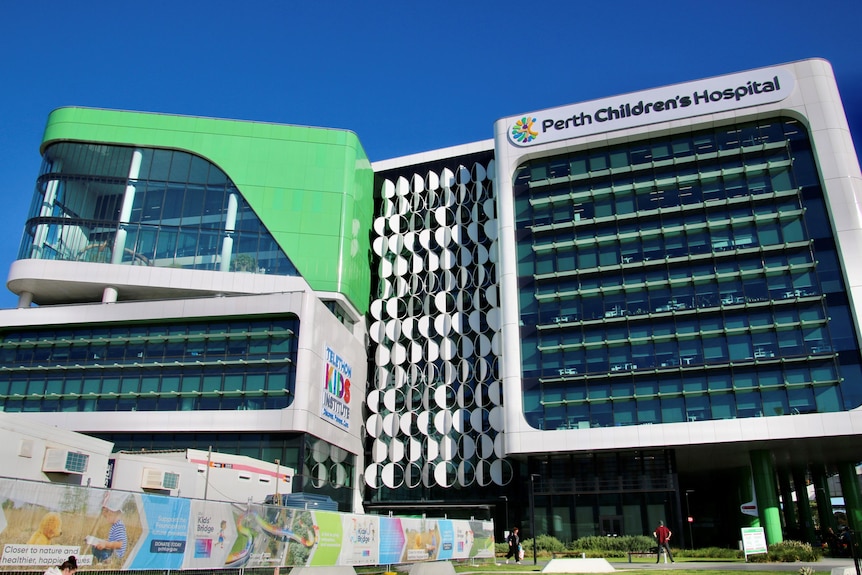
[600,515,623,537]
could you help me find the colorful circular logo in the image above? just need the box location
[511,116,538,144]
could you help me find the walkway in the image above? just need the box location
[473,558,860,573]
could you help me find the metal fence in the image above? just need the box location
[9,557,499,575]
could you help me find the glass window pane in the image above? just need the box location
[661,398,684,423]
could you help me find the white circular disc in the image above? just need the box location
[382,179,396,199]
[471,408,489,433]
[478,434,494,458]
[439,337,456,361]
[408,437,423,462]
[373,236,388,257]
[375,345,391,367]
[425,170,440,191]
[476,459,492,487]
[406,462,423,488]
[452,408,470,433]
[364,463,381,488]
[400,412,415,435]
[494,433,505,459]
[489,405,504,431]
[369,320,385,344]
[472,162,487,182]
[434,410,453,434]
[395,176,410,196]
[425,437,439,461]
[383,413,398,437]
[389,438,405,462]
[488,380,502,405]
[366,390,381,414]
[434,314,452,337]
[440,168,455,189]
[411,173,424,194]
[416,411,431,435]
[366,413,383,436]
[458,460,475,487]
[381,462,403,488]
[371,439,388,462]
[434,461,457,488]
[440,436,457,461]
[374,216,387,236]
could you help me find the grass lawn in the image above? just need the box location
[450,568,822,574]
[442,558,828,574]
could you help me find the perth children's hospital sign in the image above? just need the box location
[322,346,352,430]
[506,66,794,148]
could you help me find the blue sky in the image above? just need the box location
[1,1,860,309]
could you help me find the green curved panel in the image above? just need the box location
[41,107,374,313]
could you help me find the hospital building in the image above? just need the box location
[2,58,861,548]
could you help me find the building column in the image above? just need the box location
[219,193,238,272]
[792,466,817,545]
[750,450,783,544]
[778,469,798,539]
[16,292,33,308]
[838,462,862,535]
[812,464,836,532]
[102,286,118,304]
[111,150,143,265]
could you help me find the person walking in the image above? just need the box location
[43,556,77,575]
[505,527,521,564]
[654,520,674,563]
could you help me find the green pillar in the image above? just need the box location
[778,469,797,537]
[750,450,783,545]
[739,465,760,527]
[812,464,836,532]
[838,462,862,534]
[792,466,817,545]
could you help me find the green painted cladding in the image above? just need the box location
[41,107,374,313]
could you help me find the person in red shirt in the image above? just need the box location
[653,521,674,563]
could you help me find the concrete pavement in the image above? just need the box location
[480,557,860,573]
[613,558,857,571]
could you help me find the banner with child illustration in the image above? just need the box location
[0,478,494,570]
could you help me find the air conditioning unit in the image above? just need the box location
[42,448,89,474]
[141,468,181,490]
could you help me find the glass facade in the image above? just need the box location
[530,450,674,540]
[0,317,298,413]
[514,117,862,430]
[19,143,299,277]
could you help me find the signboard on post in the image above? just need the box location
[741,527,768,561]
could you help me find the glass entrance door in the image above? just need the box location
[600,515,622,536]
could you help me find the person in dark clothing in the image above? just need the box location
[654,521,674,563]
[505,527,521,564]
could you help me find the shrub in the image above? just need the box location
[535,534,567,553]
[564,535,655,557]
[748,540,820,562]
[768,540,820,562]
[682,546,742,559]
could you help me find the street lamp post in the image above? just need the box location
[530,474,540,565]
[499,496,509,541]
[685,489,695,550]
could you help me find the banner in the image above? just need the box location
[0,478,494,570]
